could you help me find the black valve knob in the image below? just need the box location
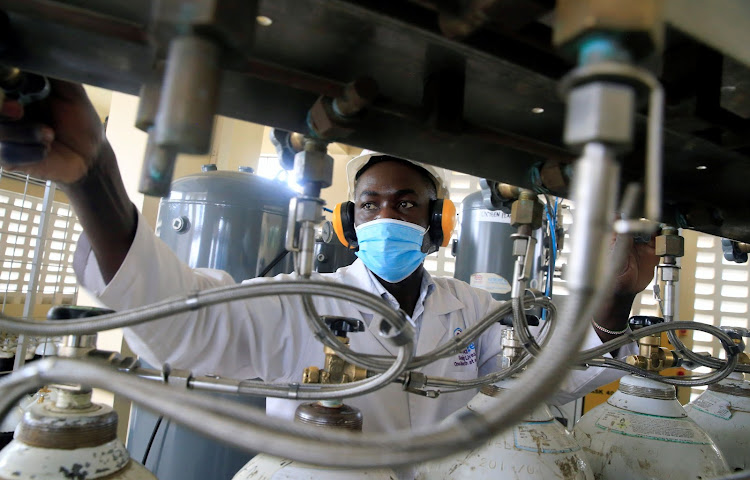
[628,315,664,330]
[47,305,115,320]
[722,239,748,263]
[322,316,365,338]
[499,314,540,327]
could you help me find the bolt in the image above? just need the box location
[172,216,188,233]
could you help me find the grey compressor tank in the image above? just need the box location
[127,167,297,480]
[155,166,296,281]
[453,190,543,301]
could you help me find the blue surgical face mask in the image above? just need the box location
[355,218,429,283]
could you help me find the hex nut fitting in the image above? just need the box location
[564,82,635,148]
[293,150,334,188]
[511,195,544,230]
[655,233,684,257]
[308,97,356,140]
[660,266,680,282]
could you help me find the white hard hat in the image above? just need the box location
[346,150,449,200]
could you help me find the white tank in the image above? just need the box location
[414,381,594,479]
[233,455,397,480]
[0,386,157,480]
[574,375,730,480]
[232,401,397,480]
[685,372,750,472]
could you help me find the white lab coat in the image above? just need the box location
[75,213,635,433]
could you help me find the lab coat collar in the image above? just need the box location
[344,259,464,356]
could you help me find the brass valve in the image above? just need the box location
[625,316,679,372]
[626,335,679,372]
[302,317,367,385]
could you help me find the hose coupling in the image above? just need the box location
[378,310,415,347]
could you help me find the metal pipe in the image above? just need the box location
[0,281,407,337]
[13,180,55,371]
[297,220,317,278]
[145,343,414,401]
[662,278,676,322]
[598,354,738,387]
[138,136,178,197]
[646,83,664,221]
[147,35,221,195]
[566,142,620,289]
[154,35,221,153]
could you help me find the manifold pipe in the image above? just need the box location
[0,308,590,470]
[578,320,743,385]
[0,281,405,337]
[566,142,620,290]
[177,342,413,401]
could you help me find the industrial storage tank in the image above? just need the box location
[127,166,297,480]
[453,191,543,300]
[154,166,296,280]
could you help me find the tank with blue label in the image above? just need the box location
[453,190,542,300]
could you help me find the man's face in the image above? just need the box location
[353,160,432,229]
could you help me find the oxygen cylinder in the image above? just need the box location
[415,377,594,480]
[685,327,750,471]
[231,400,397,480]
[0,385,157,480]
[574,375,730,480]
[232,317,397,480]
[0,394,35,450]
[685,372,750,471]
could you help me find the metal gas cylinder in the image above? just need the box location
[231,399,397,480]
[573,375,730,480]
[415,378,594,480]
[0,385,157,480]
[684,327,750,472]
[685,372,750,471]
[231,318,397,480]
[0,394,37,450]
[233,454,396,480]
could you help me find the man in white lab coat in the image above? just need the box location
[0,82,657,432]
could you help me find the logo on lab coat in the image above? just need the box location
[453,327,477,367]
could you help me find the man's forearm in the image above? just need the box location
[62,140,137,284]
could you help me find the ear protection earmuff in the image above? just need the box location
[431,198,457,249]
[332,199,457,251]
[332,201,358,249]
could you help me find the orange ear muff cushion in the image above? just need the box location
[332,202,350,248]
[440,199,457,247]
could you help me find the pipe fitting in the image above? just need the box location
[378,312,415,347]
[510,193,543,230]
